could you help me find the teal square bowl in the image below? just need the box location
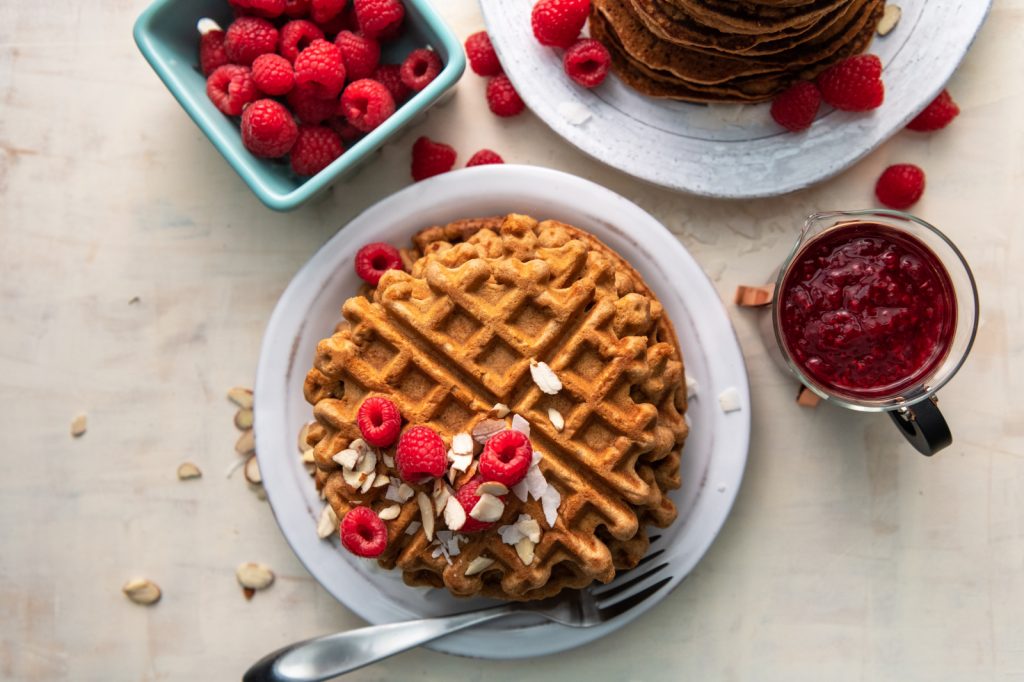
[133,0,465,211]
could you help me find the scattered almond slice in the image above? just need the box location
[443,495,467,531]
[359,471,377,494]
[316,504,339,539]
[464,556,494,576]
[333,448,360,470]
[432,480,451,517]
[547,408,564,432]
[448,452,473,472]
[877,4,901,35]
[529,359,562,395]
[417,492,435,541]
[70,413,87,438]
[510,414,530,436]
[235,430,255,456]
[451,432,474,456]
[382,453,395,469]
[516,515,542,543]
[477,481,509,497]
[469,493,504,523]
[397,483,414,502]
[372,474,390,488]
[472,419,506,444]
[297,421,314,452]
[122,578,162,605]
[244,456,262,484]
[491,403,510,418]
[515,537,536,566]
[234,409,254,430]
[177,462,202,480]
[235,562,274,591]
[301,449,316,464]
[227,387,254,410]
[378,504,401,521]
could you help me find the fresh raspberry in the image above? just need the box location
[224,17,279,66]
[286,83,338,123]
[339,78,396,132]
[400,48,442,93]
[311,0,347,25]
[199,29,229,76]
[340,506,388,557]
[283,0,311,18]
[486,75,525,117]
[563,38,610,88]
[875,164,925,210]
[372,64,411,103]
[531,0,589,48]
[289,124,345,175]
[354,242,403,285]
[816,54,884,112]
[356,397,402,447]
[328,116,364,142]
[353,0,405,39]
[466,149,504,166]
[395,425,447,483]
[455,476,504,533]
[770,81,821,132]
[241,99,299,158]
[251,53,295,96]
[907,89,960,132]
[294,39,347,98]
[410,136,456,181]
[465,31,502,77]
[279,20,325,62]
[206,65,258,116]
[231,0,286,18]
[335,31,381,80]
[479,430,532,488]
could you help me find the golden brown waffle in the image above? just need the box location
[304,214,688,600]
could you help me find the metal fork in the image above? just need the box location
[243,547,671,682]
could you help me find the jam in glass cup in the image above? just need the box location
[772,210,979,455]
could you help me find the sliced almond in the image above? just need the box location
[516,516,542,543]
[491,403,510,418]
[333,448,360,470]
[529,359,562,395]
[244,456,262,484]
[515,537,536,566]
[301,449,316,464]
[359,471,377,494]
[877,4,901,36]
[469,493,504,523]
[477,481,509,497]
[547,408,564,432]
[234,409,254,431]
[235,562,274,590]
[297,421,314,453]
[464,556,495,576]
[235,430,255,456]
[448,452,473,472]
[472,419,506,444]
[443,495,467,531]
[451,432,474,456]
[432,479,451,517]
[316,504,338,539]
[122,578,162,605]
[70,413,87,438]
[378,504,401,521]
[382,453,395,469]
[372,474,390,488]
[510,414,530,436]
[177,462,202,480]
[227,387,254,410]
[348,438,369,458]
[397,483,414,502]
[417,492,434,541]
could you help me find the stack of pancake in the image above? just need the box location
[591,0,884,102]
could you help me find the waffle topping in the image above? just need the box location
[529,359,563,395]
[464,556,495,576]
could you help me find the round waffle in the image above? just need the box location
[303,214,688,600]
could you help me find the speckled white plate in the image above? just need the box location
[481,0,991,198]
[254,165,749,659]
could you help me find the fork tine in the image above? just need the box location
[648,534,661,543]
[607,548,665,583]
[596,576,672,621]
[591,561,669,602]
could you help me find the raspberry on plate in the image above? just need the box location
[354,242,403,285]
[339,78,396,132]
[294,39,347,98]
[198,26,229,76]
[356,396,402,447]
[770,81,821,132]
[241,99,299,158]
[410,136,457,181]
[251,53,295,96]
[340,506,388,557]
[335,31,381,81]
[290,124,345,176]
[465,31,502,77]
[563,38,611,88]
[455,476,504,533]
[206,65,258,116]
[394,425,447,483]
[400,48,443,93]
[353,0,405,39]
[531,0,590,48]
[875,164,925,209]
[310,0,346,25]
[224,16,280,66]
[816,54,884,112]
[373,63,412,103]
[466,149,504,166]
[287,82,339,124]
[907,89,960,132]
[279,20,325,63]
[486,74,525,117]
[479,430,532,488]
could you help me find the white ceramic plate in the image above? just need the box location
[481,0,992,198]
[254,165,750,658]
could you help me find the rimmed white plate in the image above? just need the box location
[254,165,750,658]
[481,1,991,198]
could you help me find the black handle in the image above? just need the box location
[888,396,952,456]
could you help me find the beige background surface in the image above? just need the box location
[1,1,1022,680]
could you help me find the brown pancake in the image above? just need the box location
[658,0,847,36]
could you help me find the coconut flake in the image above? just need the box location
[498,522,526,545]
[529,359,562,395]
[397,483,414,502]
[443,495,466,531]
[525,465,548,500]
[685,374,699,399]
[511,479,529,502]
[405,521,421,536]
[540,485,561,528]
[516,514,542,543]
[510,414,530,437]
[718,387,742,413]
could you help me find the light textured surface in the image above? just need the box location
[0,1,1022,681]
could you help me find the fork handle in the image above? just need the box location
[243,603,520,682]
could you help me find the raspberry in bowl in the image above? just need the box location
[133,0,465,211]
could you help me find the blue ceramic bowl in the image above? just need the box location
[134,0,465,211]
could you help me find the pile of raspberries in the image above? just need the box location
[200,0,442,177]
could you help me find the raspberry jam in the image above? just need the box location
[778,222,957,399]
